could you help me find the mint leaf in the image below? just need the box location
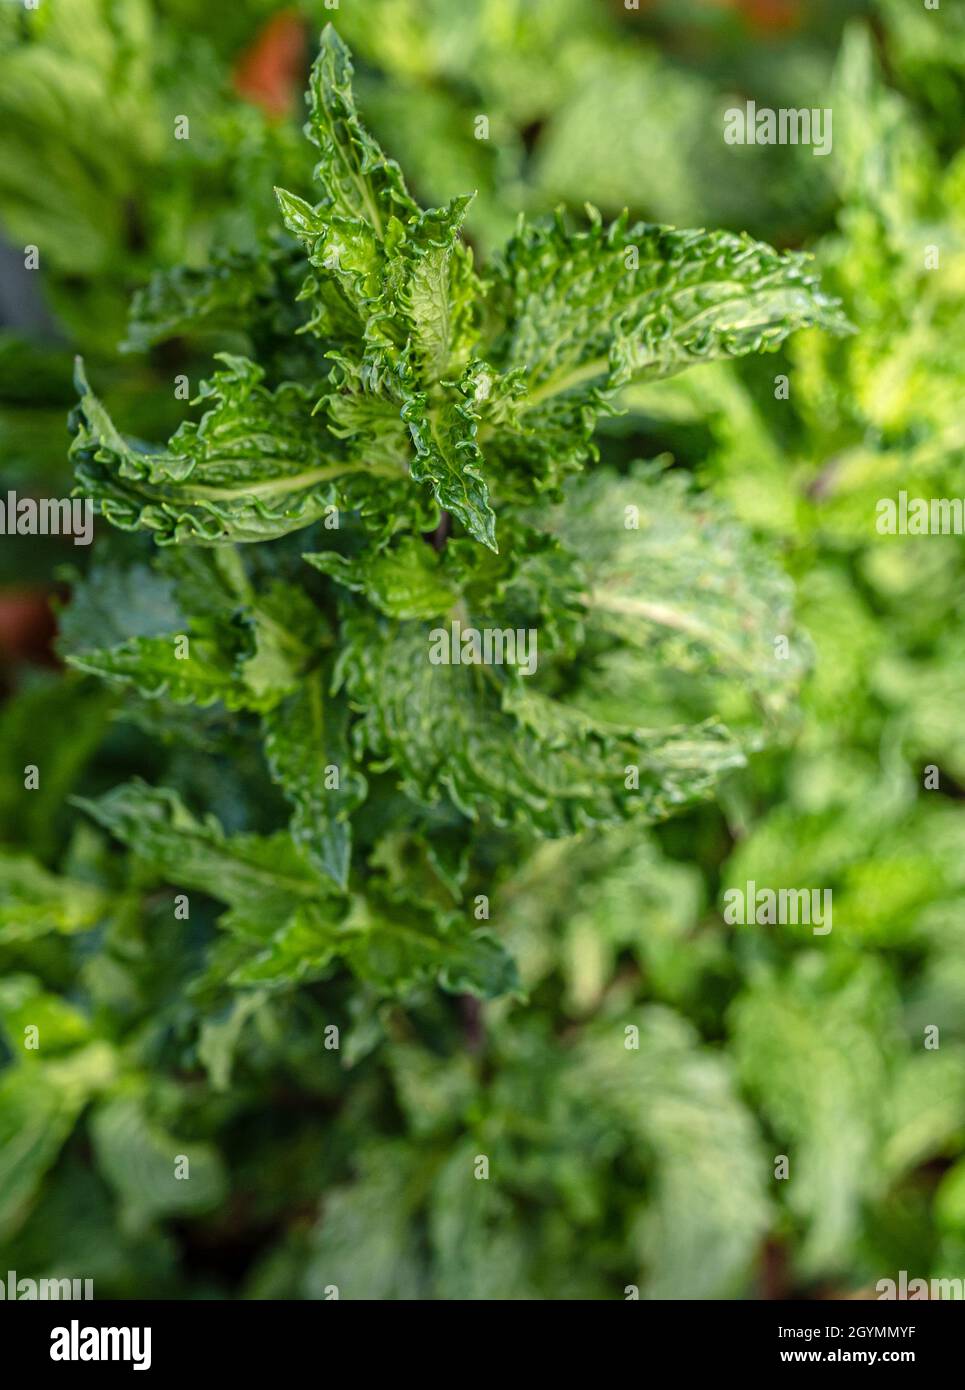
[262,666,368,889]
[304,535,458,620]
[402,367,498,551]
[402,195,479,379]
[62,25,842,1005]
[70,355,400,545]
[338,610,744,836]
[74,780,329,905]
[482,212,851,493]
[302,24,419,237]
[90,1094,227,1227]
[0,857,107,944]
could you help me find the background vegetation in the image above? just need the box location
[1,0,963,1298]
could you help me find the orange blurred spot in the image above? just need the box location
[233,12,308,119]
[0,589,59,668]
[704,0,801,32]
[744,0,800,31]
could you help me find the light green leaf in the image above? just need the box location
[303,1144,426,1299]
[123,244,302,354]
[262,666,368,888]
[70,356,400,545]
[91,1093,227,1227]
[402,194,478,379]
[302,23,419,237]
[730,961,894,1277]
[552,462,808,733]
[304,535,458,620]
[0,854,107,944]
[429,1140,534,1299]
[482,211,851,491]
[67,634,266,711]
[75,781,513,999]
[574,1008,771,1298]
[0,1044,116,1242]
[402,369,498,551]
[73,780,331,912]
[228,893,517,999]
[338,610,743,836]
[0,975,92,1053]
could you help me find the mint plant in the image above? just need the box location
[63,25,847,1002]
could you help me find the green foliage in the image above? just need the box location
[2,4,962,1305]
[62,25,828,914]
